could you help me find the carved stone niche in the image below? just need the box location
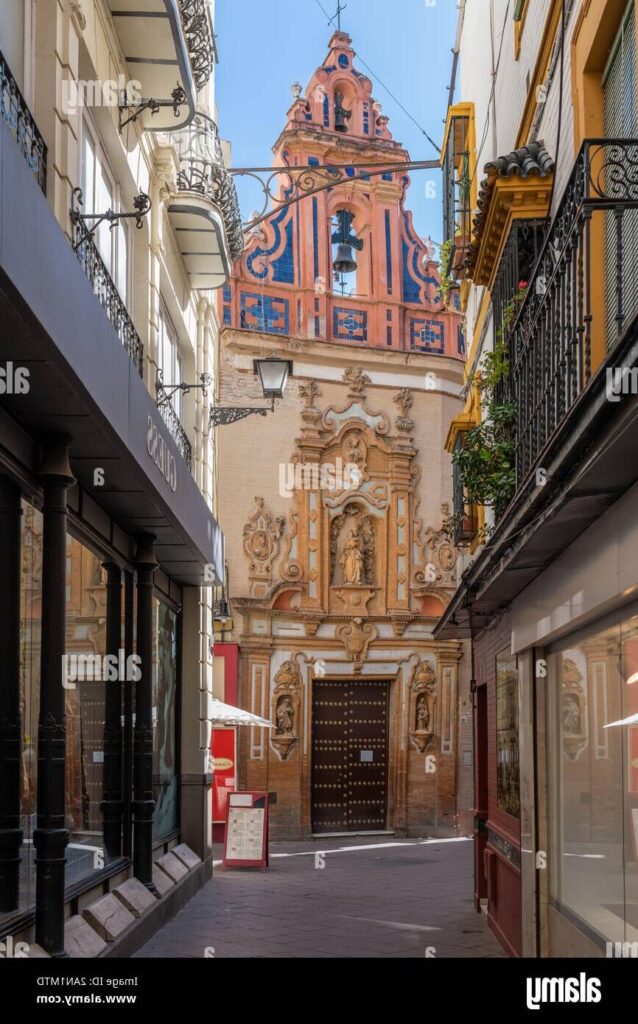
[420,503,458,590]
[271,655,303,762]
[409,659,437,753]
[330,501,377,614]
[243,497,286,598]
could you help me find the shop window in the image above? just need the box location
[64,536,115,886]
[153,599,179,840]
[158,304,184,419]
[548,612,638,947]
[496,650,520,819]
[0,507,123,927]
[80,118,130,304]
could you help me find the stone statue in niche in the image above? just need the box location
[270,655,302,761]
[330,504,376,586]
[276,695,294,736]
[561,657,588,761]
[340,529,364,585]
[409,659,437,753]
[562,694,581,735]
[416,693,431,731]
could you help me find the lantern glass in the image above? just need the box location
[254,359,291,399]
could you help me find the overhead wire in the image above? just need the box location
[312,0,441,155]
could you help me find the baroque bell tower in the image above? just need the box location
[222,31,463,358]
[216,31,471,841]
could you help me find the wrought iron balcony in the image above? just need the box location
[178,0,218,92]
[500,139,638,497]
[71,225,144,375]
[156,397,193,469]
[168,113,244,289]
[0,49,47,193]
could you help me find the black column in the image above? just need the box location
[122,570,134,860]
[34,438,74,957]
[133,535,158,889]
[0,477,23,912]
[101,562,122,860]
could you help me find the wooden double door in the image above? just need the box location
[311,680,389,834]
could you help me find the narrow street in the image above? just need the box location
[135,838,503,959]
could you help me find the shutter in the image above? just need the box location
[603,2,638,350]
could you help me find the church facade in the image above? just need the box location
[216,31,472,839]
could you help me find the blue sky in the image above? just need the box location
[215,0,457,245]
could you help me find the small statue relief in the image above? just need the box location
[343,367,371,398]
[345,432,366,469]
[270,655,303,761]
[409,659,437,753]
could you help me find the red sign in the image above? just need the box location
[223,792,269,869]
[212,728,237,823]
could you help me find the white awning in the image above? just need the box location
[168,196,231,289]
[108,0,197,131]
[210,700,273,728]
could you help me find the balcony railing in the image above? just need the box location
[178,0,218,92]
[72,226,144,376]
[157,397,192,469]
[0,49,47,193]
[174,113,244,261]
[502,139,638,489]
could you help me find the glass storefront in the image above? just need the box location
[496,650,520,819]
[0,498,181,927]
[548,611,638,947]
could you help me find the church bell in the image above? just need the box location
[333,242,358,276]
[334,92,351,133]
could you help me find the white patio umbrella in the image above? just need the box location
[210,699,273,729]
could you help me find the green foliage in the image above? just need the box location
[439,239,454,305]
[451,287,529,524]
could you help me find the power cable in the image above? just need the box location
[466,0,511,199]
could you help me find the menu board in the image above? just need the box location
[223,793,269,869]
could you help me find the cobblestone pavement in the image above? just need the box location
[135,837,504,958]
